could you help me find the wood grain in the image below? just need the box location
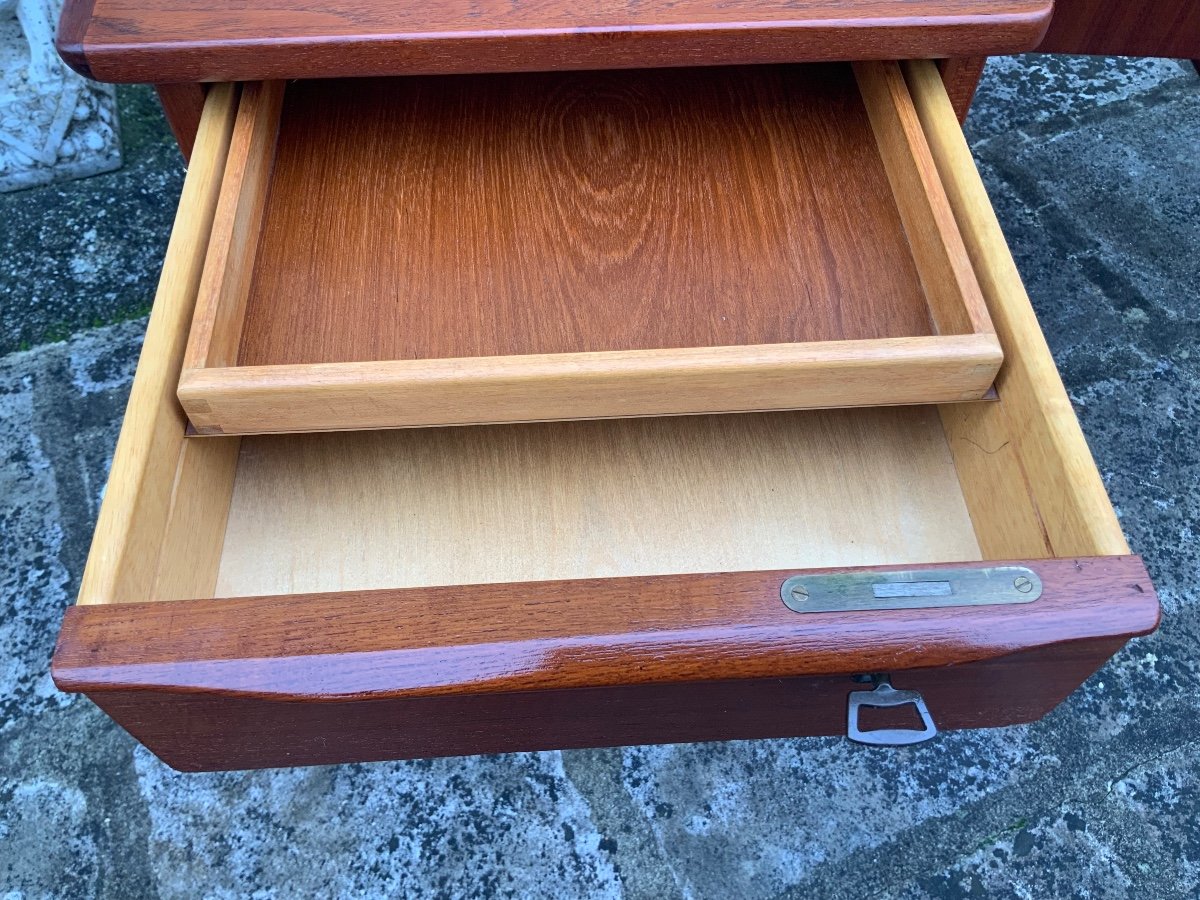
[939,400,1054,559]
[148,438,240,603]
[56,556,1157,700]
[56,555,1155,771]
[54,0,96,79]
[854,61,991,338]
[82,642,1124,771]
[215,407,981,596]
[184,81,283,373]
[938,58,988,124]
[180,336,1003,434]
[177,65,1000,433]
[59,0,1052,84]
[75,85,240,607]
[905,60,1130,559]
[1037,0,1200,57]
[240,66,932,366]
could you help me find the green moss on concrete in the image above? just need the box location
[0,85,182,355]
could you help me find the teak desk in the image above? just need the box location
[50,0,1186,770]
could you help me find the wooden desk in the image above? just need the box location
[64,0,1200,157]
[59,0,1056,154]
[58,0,1052,82]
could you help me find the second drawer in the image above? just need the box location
[176,61,1002,435]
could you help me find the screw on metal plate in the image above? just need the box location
[781,565,1043,614]
[847,676,938,747]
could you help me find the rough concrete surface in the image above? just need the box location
[0,85,182,354]
[1,57,1198,898]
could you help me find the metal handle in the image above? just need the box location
[847,678,937,747]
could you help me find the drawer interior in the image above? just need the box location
[100,390,1101,605]
[243,67,935,361]
[77,64,1137,613]
[215,407,981,596]
[176,63,1001,435]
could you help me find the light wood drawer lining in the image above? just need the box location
[215,407,981,597]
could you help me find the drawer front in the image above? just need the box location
[51,63,1159,771]
[85,643,1121,772]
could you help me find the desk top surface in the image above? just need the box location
[60,0,1052,84]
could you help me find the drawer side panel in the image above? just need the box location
[908,60,1131,560]
[75,85,241,606]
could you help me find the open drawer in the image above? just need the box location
[52,63,1158,772]
[177,62,1001,435]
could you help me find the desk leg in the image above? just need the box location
[938,57,987,124]
[155,84,208,161]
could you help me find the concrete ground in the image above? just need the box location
[1,56,1198,898]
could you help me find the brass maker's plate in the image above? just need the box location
[780,566,1043,613]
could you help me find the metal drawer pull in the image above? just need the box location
[847,678,938,747]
